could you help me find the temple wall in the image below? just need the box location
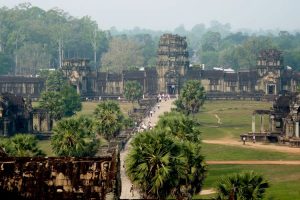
[0,154,120,200]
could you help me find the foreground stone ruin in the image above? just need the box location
[0,152,120,199]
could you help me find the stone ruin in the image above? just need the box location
[0,93,51,136]
[242,92,300,146]
[0,151,120,199]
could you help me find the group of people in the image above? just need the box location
[242,135,256,145]
[156,93,170,103]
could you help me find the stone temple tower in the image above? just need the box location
[256,49,284,95]
[156,34,189,94]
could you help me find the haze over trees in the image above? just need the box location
[1,3,300,75]
[0,3,108,75]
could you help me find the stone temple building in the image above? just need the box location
[243,92,300,146]
[58,35,300,100]
[0,93,51,136]
[1,33,300,100]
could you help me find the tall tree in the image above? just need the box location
[60,84,82,116]
[0,52,13,74]
[93,101,124,140]
[51,117,99,157]
[174,80,205,116]
[124,80,143,108]
[39,70,81,120]
[15,42,50,75]
[216,171,269,200]
[126,130,184,199]
[201,31,221,52]
[157,111,201,142]
[39,91,64,121]
[126,129,206,200]
[45,70,66,91]
[101,37,144,72]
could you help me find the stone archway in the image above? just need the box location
[262,71,280,95]
[165,70,179,94]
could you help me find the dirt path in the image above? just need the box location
[203,139,300,154]
[119,98,175,199]
[214,114,222,124]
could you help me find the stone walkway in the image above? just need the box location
[119,98,175,199]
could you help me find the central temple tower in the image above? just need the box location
[156,34,189,94]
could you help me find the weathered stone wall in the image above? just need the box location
[0,76,45,98]
[0,154,120,199]
[1,48,300,99]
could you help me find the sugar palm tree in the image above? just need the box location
[0,134,45,157]
[174,80,205,116]
[216,171,269,200]
[126,129,186,199]
[51,117,99,156]
[93,101,124,140]
[157,111,202,142]
[172,141,206,199]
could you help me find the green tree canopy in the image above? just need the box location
[0,134,45,156]
[174,80,205,116]
[101,37,144,72]
[93,101,124,140]
[45,70,66,91]
[124,80,143,106]
[51,116,100,157]
[0,52,13,74]
[39,70,81,120]
[39,90,64,120]
[60,84,82,116]
[157,111,201,142]
[216,171,269,200]
[126,129,206,199]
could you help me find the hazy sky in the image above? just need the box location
[2,0,300,31]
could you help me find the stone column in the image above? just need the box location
[46,113,51,131]
[252,115,256,133]
[3,119,9,136]
[38,114,42,132]
[260,115,264,133]
[28,113,33,133]
[295,122,299,138]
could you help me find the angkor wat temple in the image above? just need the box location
[1,33,300,100]
[0,93,51,136]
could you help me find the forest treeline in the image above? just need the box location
[1,3,300,75]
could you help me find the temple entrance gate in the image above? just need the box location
[165,70,179,94]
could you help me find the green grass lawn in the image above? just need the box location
[197,100,272,140]
[202,143,300,161]
[195,100,300,199]
[201,164,300,200]
[37,140,54,156]
[76,101,137,117]
[37,137,108,157]
[33,100,136,117]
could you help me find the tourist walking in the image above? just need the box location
[242,136,246,145]
[130,184,134,197]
